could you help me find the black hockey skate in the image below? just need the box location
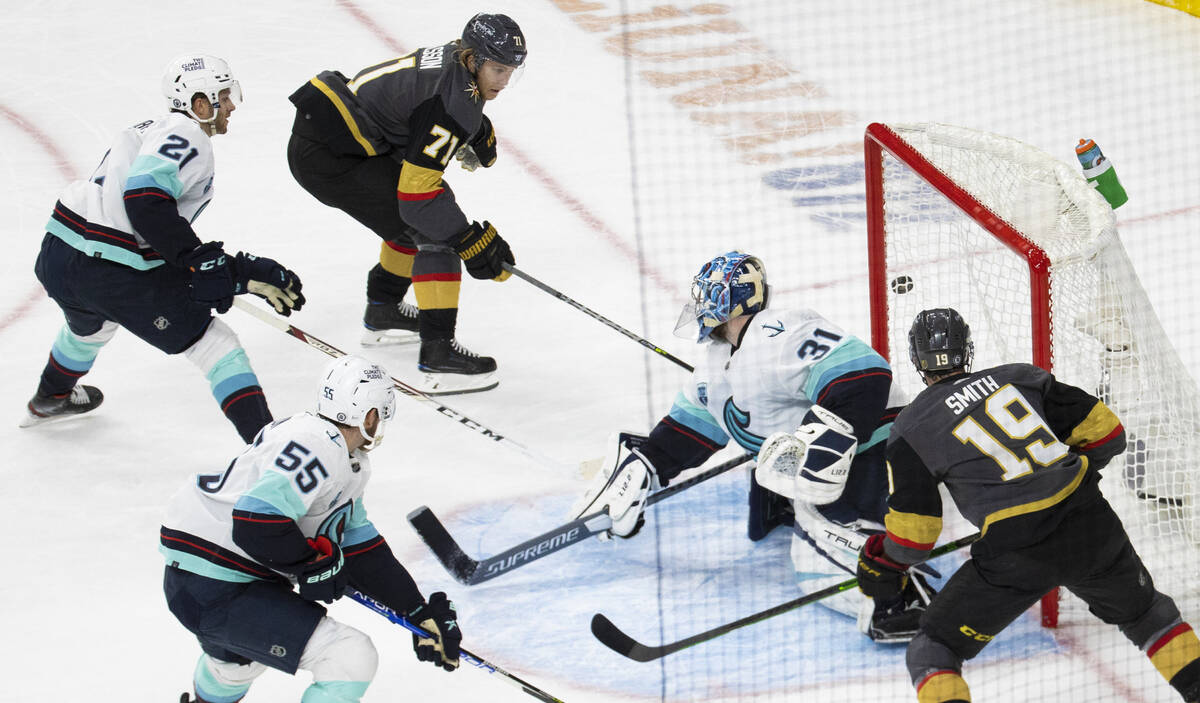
[416,339,498,395]
[20,385,104,427]
[747,479,796,542]
[863,572,936,644]
[361,300,420,346]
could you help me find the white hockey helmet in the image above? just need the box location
[316,355,396,450]
[161,54,243,123]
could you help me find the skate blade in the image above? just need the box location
[360,328,420,347]
[18,409,95,428]
[412,370,499,396]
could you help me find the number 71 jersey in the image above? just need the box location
[160,413,373,584]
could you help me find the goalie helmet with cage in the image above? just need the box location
[316,355,396,450]
[161,54,243,123]
[908,308,974,378]
[676,251,769,342]
[461,13,527,69]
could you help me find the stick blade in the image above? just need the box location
[590,614,664,663]
[407,506,481,584]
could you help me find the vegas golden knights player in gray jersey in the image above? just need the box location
[287,14,526,393]
[856,308,1200,703]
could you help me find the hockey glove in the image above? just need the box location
[453,221,513,281]
[856,533,910,606]
[470,115,497,168]
[183,241,235,313]
[298,536,348,604]
[408,592,462,671]
[455,144,482,172]
[233,253,306,316]
[756,405,857,505]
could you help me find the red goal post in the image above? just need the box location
[863,121,1200,630]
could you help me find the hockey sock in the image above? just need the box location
[914,670,970,703]
[1146,624,1200,697]
[365,240,415,303]
[193,653,262,703]
[185,319,272,443]
[36,321,118,396]
[411,248,461,341]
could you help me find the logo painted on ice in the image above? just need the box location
[723,398,765,453]
[154,316,170,330]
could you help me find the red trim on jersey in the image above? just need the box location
[123,190,173,201]
[886,530,936,552]
[396,188,444,201]
[160,533,275,577]
[916,669,961,692]
[1081,423,1124,451]
[53,205,139,245]
[344,537,386,557]
[815,370,892,405]
[232,514,294,524]
[662,416,724,451]
[1148,623,1193,658]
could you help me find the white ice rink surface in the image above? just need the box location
[3,1,1200,701]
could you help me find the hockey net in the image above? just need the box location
[864,122,1200,630]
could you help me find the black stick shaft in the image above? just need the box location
[503,263,694,372]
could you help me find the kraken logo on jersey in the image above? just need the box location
[723,398,765,452]
[317,502,353,542]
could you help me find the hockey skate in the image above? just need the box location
[860,572,937,644]
[19,385,104,427]
[415,339,498,395]
[361,300,420,346]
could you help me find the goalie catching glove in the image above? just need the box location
[408,591,462,671]
[755,405,857,505]
[571,431,658,539]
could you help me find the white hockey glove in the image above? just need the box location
[755,406,857,505]
[455,144,481,172]
[571,431,658,540]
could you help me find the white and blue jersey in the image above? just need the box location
[160,413,379,584]
[47,112,214,270]
[665,309,901,458]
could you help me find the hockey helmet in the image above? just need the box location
[461,13,527,69]
[908,308,974,377]
[161,54,242,123]
[316,355,396,450]
[675,251,769,342]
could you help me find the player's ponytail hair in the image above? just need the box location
[452,40,478,73]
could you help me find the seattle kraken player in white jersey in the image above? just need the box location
[575,251,929,640]
[21,55,303,442]
[162,356,463,703]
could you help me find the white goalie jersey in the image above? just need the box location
[667,309,899,456]
[160,413,379,584]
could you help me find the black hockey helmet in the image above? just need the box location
[908,308,973,376]
[462,13,527,69]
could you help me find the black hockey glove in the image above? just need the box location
[856,533,910,608]
[470,115,497,168]
[183,241,235,313]
[233,253,306,316]
[408,591,462,671]
[298,536,348,604]
[453,221,513,281]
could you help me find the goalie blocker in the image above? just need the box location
[571,432,659,539]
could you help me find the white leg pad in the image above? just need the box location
[790,501,879,619]
[298,617,379,686]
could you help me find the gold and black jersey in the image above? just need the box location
[289,43,486,243]
[882,363,1126,563]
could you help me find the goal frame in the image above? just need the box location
[863,121,1061,627]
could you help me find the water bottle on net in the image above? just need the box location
[1075,138,1128,209]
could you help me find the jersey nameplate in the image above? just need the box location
[419,46,444,70]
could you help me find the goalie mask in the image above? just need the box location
[908,307,974,377]
[316,355,396,450]
[161,54,243,124]
[675,251,769,342]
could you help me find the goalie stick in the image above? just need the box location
[232,299,564,472]
[591,532,981,662]
[409,452,754,585]
[348,589,566,703]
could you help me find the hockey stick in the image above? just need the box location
[591,532,981,662]
[348,589,566,703]
[408,452,754,585]
[502,263,694,372]
[232,299,563,471]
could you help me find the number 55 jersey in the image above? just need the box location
[160,413,378,584]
